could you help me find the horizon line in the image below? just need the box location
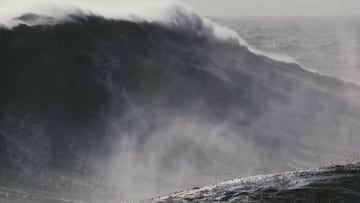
[208,15,360,18]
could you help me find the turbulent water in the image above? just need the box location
[151,164,360,203]
[1,2,360,202]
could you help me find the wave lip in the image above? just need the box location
[0,1,241,43]
[0,0,316,66]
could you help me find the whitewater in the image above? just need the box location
[0,1,360,202]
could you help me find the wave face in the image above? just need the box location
[1,3,360,202]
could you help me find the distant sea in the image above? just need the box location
[214,16,360,83]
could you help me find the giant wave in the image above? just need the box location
[1,1,360,202]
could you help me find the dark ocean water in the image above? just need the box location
[0,7,360,202]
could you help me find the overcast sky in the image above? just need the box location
[1,0,359,18]
[180,0,360,17]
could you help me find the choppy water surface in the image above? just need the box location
[151,164,360,203]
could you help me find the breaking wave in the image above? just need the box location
[1,1,360,202]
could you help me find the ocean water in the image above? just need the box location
[152,164,360,203]
[215,17,360,83]
[0,3,360,202]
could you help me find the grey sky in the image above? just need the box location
[180,0,360,16]
[1,0,359,18]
